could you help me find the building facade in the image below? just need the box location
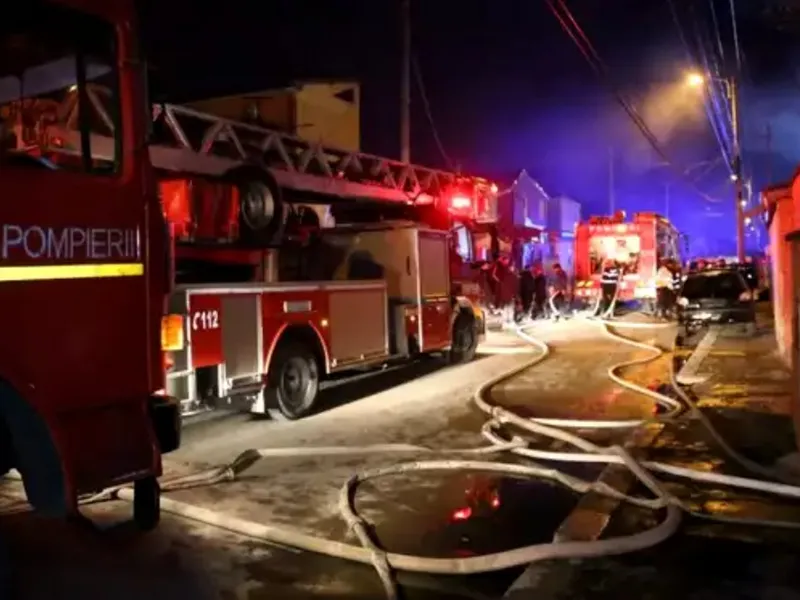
[497,170,582,274]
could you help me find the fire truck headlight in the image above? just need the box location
[677,297,689,307]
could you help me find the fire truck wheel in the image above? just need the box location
[450,312,478,364]
[224,167,286,244]
[133,476,160,532]
[267,342,320,421]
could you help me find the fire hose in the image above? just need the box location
[5,316,800,600]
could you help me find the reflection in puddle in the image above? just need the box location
[367,472,578,559]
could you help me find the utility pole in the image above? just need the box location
[729,75,745,262]
[400,0,411,163]
[608,147,615,214]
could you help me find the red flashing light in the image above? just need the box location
[490,183,498,194]
[450,194,472,210]
[451,507,472,521]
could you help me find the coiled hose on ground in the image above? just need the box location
[4,312,800,600]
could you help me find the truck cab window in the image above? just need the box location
[0,3,120,175]
[452,223,473,262]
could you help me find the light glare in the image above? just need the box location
[686,72,705,87]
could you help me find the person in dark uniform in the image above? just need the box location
[519,264,535,319]
[549,262,569,320]
[669,259,683,319]
[599,258,620,316]
[532,262,548,319]
[492,254,517,327]
[670,260,682,295]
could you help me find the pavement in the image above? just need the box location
[0,316,684,599]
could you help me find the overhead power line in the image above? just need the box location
[666,0,733,175]
[690,4,736,170]
[545,0,722,203]
[727,0,743,72]
[708,0,726,63]
[411,53,455,170]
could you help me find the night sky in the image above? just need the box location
[140,0,800,255]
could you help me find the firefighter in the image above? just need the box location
[479,261,495,311]
[519,264,535,320]
[655,258,674,319]
[599,258,620,316]
[532,262,548,320]
[670,259,683,319]
[549,262,569,320]
[670,259,683,294]
[491,254,517,327]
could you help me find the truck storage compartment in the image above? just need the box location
[327,284,388,367]
[316,222,420,301]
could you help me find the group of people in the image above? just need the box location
[599,257,682,319]
[481,253,685,326]
[480,256,571,325]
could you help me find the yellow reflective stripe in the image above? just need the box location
[0,262,144,282]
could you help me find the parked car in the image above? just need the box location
[677,268,756,334]
[729,262,771,301]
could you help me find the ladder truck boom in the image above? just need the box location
[46,85,497,221]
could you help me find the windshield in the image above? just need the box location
[589,234,641,275]
[682,271,746,300]
[0,2,118,172]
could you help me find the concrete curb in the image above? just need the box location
[551,423,664,544]
[675,326,719,386]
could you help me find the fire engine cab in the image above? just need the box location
[573,211,683,303]
[0,0,180,529]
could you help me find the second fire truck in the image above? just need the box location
[573,211,683,303]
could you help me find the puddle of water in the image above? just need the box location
[364,472,578,560]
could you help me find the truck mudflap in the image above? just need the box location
[148,395,181,454]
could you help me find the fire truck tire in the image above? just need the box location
[0,382,67,518]
[266,342,320,421]
[224,166,286,245]
[449,311,478,364]
[133,476,160,532]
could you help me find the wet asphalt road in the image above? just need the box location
[1,318,682,599]
[512,308,800,600]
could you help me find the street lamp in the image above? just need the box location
[685,70,745,262]
[686,72,705,88]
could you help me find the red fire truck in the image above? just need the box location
[0,0,180,529]
[1,3,497,422]
[573,211,683,303]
